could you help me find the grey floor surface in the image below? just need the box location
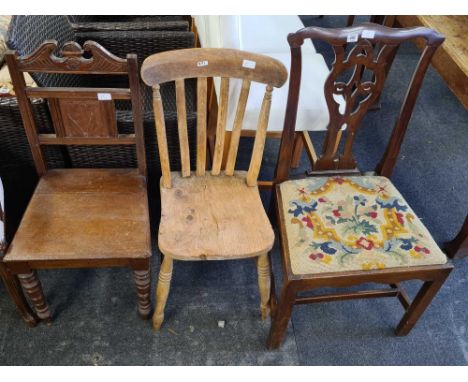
[0,16,467,365]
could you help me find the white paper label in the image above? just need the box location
[197,60,208,67]
[97,93,112,101]
[347,33,359,43]
[362,30,375,39]
[242,59,256,69]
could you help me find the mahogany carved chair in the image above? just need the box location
[140,48,287,330]
[3,40,151,323]
[1,177,37,326]
[268,23,453,348]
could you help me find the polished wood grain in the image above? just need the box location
[141,48,287,330]
[4,41,152,323]
[268,23,452,349]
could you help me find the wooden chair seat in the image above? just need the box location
[279,176,447,275]
[159,171,275,260]
[4,168,150,263]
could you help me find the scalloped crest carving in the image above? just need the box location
[16,40,128,74]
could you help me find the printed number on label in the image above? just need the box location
[97,93,112,101]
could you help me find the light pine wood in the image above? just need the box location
[141,48,288,88]
[211,77,230,175]
[246,85,273,186]
[196,77,208,176]
[140,48,288,330]
[158,172,275,260]
[396,15,468,108]
[153,85,172,188]
[152,256,173,331]
[301,131,318,164]
[175,79,191,177]
[257,253,271,320]
[225,79,251,176]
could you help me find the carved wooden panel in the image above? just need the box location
[16,40,128,74]
[279,23,444,179]
[315,39,398,170]
[48,98,118,138]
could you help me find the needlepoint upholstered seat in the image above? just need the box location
[279,176,447,275]
[267,24,453,349]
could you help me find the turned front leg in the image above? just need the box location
[257,253,271,320]
[152,256,173,331]
[133,267,151,320]
[18,271,52,324]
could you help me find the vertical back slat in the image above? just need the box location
[246,85,273,187]
[128,54,147,177]
[152,85,172,188]
[196,77,207,176]
[211,77,229,175]
[225,79,251,176]
[175,78,191,177]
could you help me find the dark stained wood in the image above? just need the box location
[269,23,452,349]
[0,262,37,327]
[445,215,468,259]
[17,271,52,324]
[279,22,444,178]
[13,40,128,74]
[3,41,151,324]
[26,87,132,99]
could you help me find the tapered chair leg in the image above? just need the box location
[133,267,151,320]
[257,253,271,320]
[18,271,52,324]
[0,266,37,327]
[267,284,296,349]
[395,274,450,336]
[152,256,173,331]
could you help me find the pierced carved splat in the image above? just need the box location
[15,40,128,74]
[277,23,444,182]
[316,39,398,170]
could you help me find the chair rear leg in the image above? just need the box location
[267,283,296,349]
[18,270,52,324]
[152,256,173,331]
[395,272,451,336]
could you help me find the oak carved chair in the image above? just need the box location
[1,177,37,326]
[140,48,287,330]
[4,40,151,323]
[268,23,453,348]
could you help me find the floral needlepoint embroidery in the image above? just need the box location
[357,237,374,250]
[280,176,447,274]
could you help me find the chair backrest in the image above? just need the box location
[275,23,444,182]
[141,48,288,188]
[5,40,146,177]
